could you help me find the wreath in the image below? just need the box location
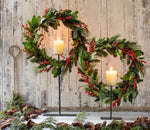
[22,8,146,107]
[22,8,88,77]
[77,35,146,107]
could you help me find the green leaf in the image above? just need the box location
[73,31,78,39]
[52,68,57,75]
[105,98,113,104]
[72,11,79,18]
[104,44,111,48]
[117,43,124,49]
[32,15,41,27]
[52,67,61,77]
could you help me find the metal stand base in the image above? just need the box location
[101,117,122,120]
[44,113,77,116]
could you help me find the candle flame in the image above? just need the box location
[57,37,60,41]
[110,66,113,71]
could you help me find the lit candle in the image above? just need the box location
[106,66,117,86]
[53,37,64,54]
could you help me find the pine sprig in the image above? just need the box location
[73,112,88,123]
[41,117,57,129]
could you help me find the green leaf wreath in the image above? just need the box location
[22,8,88,77]
[22,8,146,107]
[77,35,146,107]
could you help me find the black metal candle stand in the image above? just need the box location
[101,86,122,120]
[44,54,76,117]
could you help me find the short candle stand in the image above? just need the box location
[44,54,76,116]
[101,85,122,120]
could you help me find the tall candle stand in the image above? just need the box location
[101,85,122,120]
[57,54,76,116]
[44,38,76,116]
[101,67,122,120]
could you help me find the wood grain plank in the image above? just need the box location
[0,0,3,111]
[66,0,80,108]
[87,0,101,108]
[134,0,150,108]
[35,0,51,108]
[99,0,107,109]
[120,0,136,109]
[22,0,37,106]
[2,0,14,109]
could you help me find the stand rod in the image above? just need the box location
[58,54,61,115]
[43,54,76,117]
[110,85,112,119]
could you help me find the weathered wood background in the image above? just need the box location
[0,0,150,111]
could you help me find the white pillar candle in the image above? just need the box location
[106,67,117,86]
[53,37,64,54]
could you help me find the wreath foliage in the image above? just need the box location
[78,35,146,107]
[22,8,88,77]
[22,8,146,106]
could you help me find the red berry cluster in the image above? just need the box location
[56,15,72,21]
[121,48,146,74]
[140,60,146,73]
[22,49,29,55]
[22,24,33,38]
[133,76,137,89]
[66,57,72,66]
[40,65,53,72]
[112,42,119,46]
[89,41,95,54]
[86,61,90,68]
[85,91,98,97]
[65,44,78,66]
[40,60,53,72]
[120,48,135,60]
[74,23,88,31]
[141,60,146,64]
[38,34,44,47]
[42,60,50,65]
[60,55,65,59]
[77,66,99,97]
[110,98,120,108]
[42,8,50,18]
[121,85,127,91]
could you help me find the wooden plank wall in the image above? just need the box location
[0,0,150,111]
